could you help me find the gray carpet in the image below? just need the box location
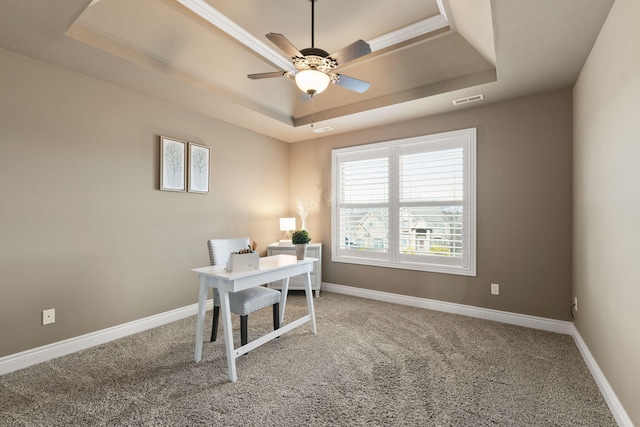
[0,292,616,426]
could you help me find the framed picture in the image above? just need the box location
[160,136,186,192]
[188,143,210,194]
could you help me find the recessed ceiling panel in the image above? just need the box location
[69,0,469,127]
[70,0,301,116]
[204,0,443,55]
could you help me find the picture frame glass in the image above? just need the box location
[160,136,186,192]
[188,143,210,193]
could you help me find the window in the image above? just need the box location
[331,128,476,276]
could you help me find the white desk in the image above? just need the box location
[191,254,318,382]
[267,243,322,297]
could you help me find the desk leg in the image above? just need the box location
[279,277,289,324]
[194,278,208,362]
[219,288,237,382]
[303,271,317,334]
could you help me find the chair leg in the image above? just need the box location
[273,303,280,330]
[211,306,219,342]
[240,315,248,346]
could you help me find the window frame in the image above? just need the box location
[331,128,476,276]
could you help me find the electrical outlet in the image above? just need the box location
[42,308,55,325]
[573,297,578,312]
[491,283,500,295]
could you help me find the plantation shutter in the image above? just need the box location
[332,128,476,276]
[398,146,464,259]
[336,149,390,256]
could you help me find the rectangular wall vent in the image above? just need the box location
[453,94,484,106]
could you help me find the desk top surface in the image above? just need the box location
[191,254,317,280]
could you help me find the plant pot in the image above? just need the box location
[295,244,308,260]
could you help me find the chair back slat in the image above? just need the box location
[207,237,251,266]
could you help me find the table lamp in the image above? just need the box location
[279,217,296,243]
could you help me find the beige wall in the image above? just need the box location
[0,49,290,357]
[2,7,635,419]
[291,89,574,321]
[573,0,640,424]
[0,42,578,382]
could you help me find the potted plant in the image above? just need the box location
[291,230,311,260]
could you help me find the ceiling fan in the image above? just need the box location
[247,0,372,98]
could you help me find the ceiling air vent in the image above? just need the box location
[452,94,484,106]
[312,126,334,134]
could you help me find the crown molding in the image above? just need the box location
[368,13,449,52]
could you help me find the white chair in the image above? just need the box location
[207,238,281,346]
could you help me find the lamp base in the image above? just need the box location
[281,230,292,241]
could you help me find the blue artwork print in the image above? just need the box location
[189,145,209,193]
[192,149,207,188]
[164,142,183,188]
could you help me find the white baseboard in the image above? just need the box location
[0,300,213,376]
[322,282,633,427]
[322,282,574,334]
[570,325,634,427]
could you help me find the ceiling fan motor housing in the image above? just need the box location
[300,47,330,58]
[294,48,337,74]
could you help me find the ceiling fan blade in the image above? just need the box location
[266,33,303,58]
[334,74,370,93]
[330,40,372,67]
[247,71,288,80]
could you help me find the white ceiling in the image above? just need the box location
[0,0,614,142]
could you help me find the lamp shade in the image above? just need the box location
[279,217,296,231]
[295,70,330,95]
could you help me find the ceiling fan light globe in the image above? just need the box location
[295,70,330,96]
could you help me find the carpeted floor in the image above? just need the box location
[0,292,616,426]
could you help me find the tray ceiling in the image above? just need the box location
[0,0,614,142]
